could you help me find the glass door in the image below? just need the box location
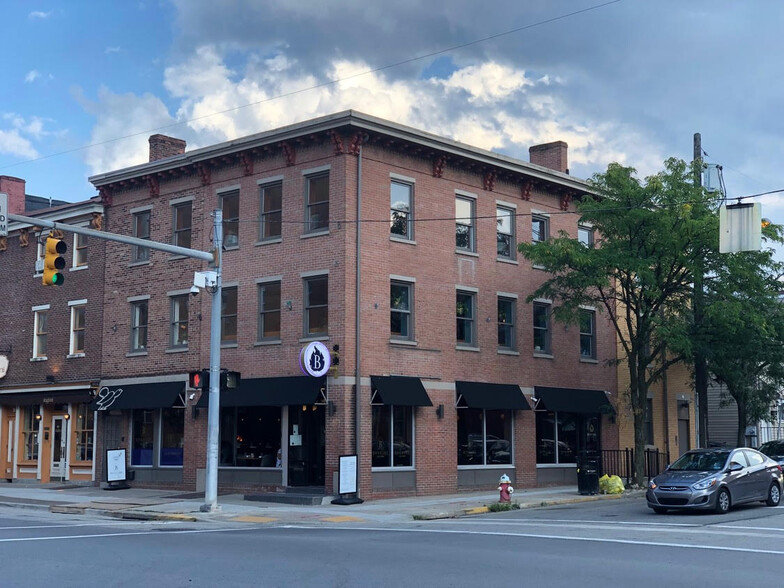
[50,416,66,479]
[287,405,325,487]
[1,413,14,480]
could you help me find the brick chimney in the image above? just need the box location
[0,175,26,214]
[149,134,186,162]
[529,141,568,174]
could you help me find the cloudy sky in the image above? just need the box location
[2,1,783,227]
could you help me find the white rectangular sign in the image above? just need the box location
[107,448,127,482]
[0,192,8,237]
[338,454,358,495]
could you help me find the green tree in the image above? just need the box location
[518,159,713,487]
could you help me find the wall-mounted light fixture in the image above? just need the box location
[328,400,336,416]
[46,375,55,383]
[436,404,444,419]
[35,414,42,421]
[285,300,293,310]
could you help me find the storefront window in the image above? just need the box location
[160,408,184,466]
[131,410,154,466]
[23,405,40,461]
[535,411,598,464]
[457,408,512,465]
[219,406,281,467]
[372,405,413,468]
[74,404,94,462]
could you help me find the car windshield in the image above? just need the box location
[669,451,730,472]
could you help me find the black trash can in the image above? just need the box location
[576,451,600,495]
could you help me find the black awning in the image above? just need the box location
[370,376,433,407]
[533,386,613,414]
[455,381,531,410]
[90,382,184,411]
[196,376,324,408]
[0,389,93,406]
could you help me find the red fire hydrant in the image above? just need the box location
[498,474,514,503]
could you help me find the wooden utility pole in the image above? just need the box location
[694,132,709,447]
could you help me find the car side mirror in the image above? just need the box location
[729,462,744,472]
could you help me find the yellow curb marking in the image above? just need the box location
[464,507,490,515]
[321,516,364,523]
[231,516,279,523]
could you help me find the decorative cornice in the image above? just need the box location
[197,162,211,185]
[559,191,572,211]
[240,152,254,176]
[146,175,160,198]
[281,141,295,166]
[433,155,447,178]
[329,129,344,154]
[483,170,497,191]
[348,132,365,156]
[19,228,30,247]
[99,186,113,206]
[522,180,533,201]
[90,213,103,231]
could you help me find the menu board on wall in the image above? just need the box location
[107,448,127,482]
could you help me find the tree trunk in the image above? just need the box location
[736,393,748,448]
[629,354,648,487]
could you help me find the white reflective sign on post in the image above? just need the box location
[0,192,8,237]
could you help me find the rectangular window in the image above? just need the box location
[219,406,282,467]
[496,206,515,259]
[172,202,192,249]
[73,233,88,267]
[535,412,598,464]
[160,408,184,466]
[33,309,48,358]
[457,408,513,465]
[578,225,594,247]
[170,295,189,348]
[456,196,475,251]
[132,210,151,262]
[259,182,282,240]
[456,291,476,346]
[304,275,328,336]
[533,302,551,354]
[221,190,240,248]
[306,173,329,233]
[22,406,40,461]
[532,214,549,243]
[130,300,149,352]
[258,281,281,341]
[131,409,154,466]
[372,405,413,468]
[497,297,516,350]
[221,286,238,344]
[390,281,413,340]
[74,404,94,462]
[579,309,596,359]
[390,181,413,239]
[70,304,86,355]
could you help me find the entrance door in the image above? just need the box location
[677,401,690,457]
[50,416,66,480]
[1,413,15,480]
[287,405,325,487]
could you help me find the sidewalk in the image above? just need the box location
[0,482,645,525]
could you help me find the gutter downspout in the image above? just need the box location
[355,137,366,497]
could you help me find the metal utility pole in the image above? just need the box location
[693,132,709,448]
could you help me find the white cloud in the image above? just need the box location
[25,70,41,83]
[0,129,38,159]
[105,47,121,54]
[28,10,52,20]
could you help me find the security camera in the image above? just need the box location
[190,285,200,296]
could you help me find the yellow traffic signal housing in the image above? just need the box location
[42,236,67,286]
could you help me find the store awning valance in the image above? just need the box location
[370,376,433,407]
[533,386,614,415]
[89,382,185,411]
[0,389,93,406]
[455,381,531,410]
[196,376,325,408]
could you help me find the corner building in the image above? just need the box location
[89,112,618,498]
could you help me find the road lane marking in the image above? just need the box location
[321,516,364,522]
[230,516,279,523]
[0,527,254,543]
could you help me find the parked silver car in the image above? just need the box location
[646,448,783,514]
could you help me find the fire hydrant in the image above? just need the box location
[498,474,514,503]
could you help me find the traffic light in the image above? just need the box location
[189,370,209,389]
[42,235,67,286]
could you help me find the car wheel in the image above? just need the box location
[765,482,781,507]
[715,487,731,514]
[652,507,668,514]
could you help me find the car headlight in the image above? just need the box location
[648,480,657,489]
[692,478,718,490]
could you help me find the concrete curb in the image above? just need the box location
[104,510,199,522]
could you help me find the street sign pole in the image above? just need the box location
[0,192,8,237]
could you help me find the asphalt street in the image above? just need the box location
[1,497,782,587]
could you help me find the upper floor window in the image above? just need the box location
[532,214,549,243]
[456,290,476,346]
[306,173,329,233]
[221,191,240,248]
[304,275,328,336]
[456,196,476,252]
[390,181,413,240]
[496,206,515,259]
[73,233,88,267]
[579,308,596,359]
[258,281,281,341]
[32,307,48,359]
[533,302,551,354]
[170,295,189,348]
[172,202,192,249]
[391,281,413,341]
[578,225,594,247]
[70,302,86,355]
[132,210,151,262]
[130,300,149,352]
[497,297,516,350]
[259,182,283,241]
[221,286,238,345]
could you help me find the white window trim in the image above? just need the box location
[71,227,89,270]
[256,275,283,284]
[497,291,518,299]
[495,198,518,210]
[455,192,477,253]
[69,303,87,357]
[32,306,49,360]
[257,174,284,186]
[300,269,329,278]
[390,172,416,183]
[390,279,415,342]
[215,184,241,195]
[129,205,153,215]
[68,299,88,307]
[390,274,416,282]
[127,294,151,303]
[455,284,479,293]
[302,164,331,176]
[168,195,194,206]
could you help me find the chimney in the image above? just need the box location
[0,175,26,214]
[529,141,568,174]
[149,134,186,162]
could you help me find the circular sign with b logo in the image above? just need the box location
[299,341,331,378]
